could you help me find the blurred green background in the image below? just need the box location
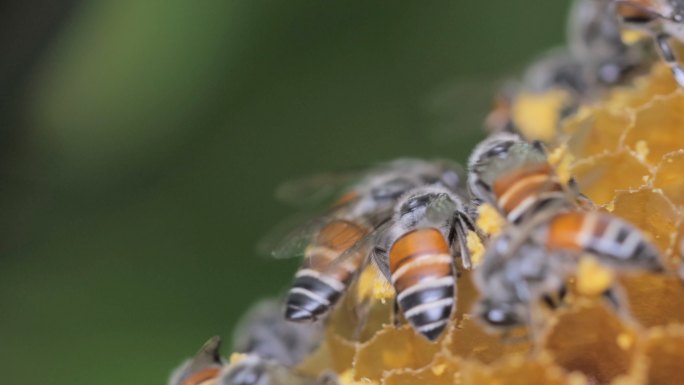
[0,1,568,384]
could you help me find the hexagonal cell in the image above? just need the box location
[623,93,684,166]
[543,300,639,385]
[644,326,684,385]
[676,221,684,261]
[619,274,684,328]
[653,150,684,208]
[323,332,357,374]
[606,63,679,111]
[460,354,584,385]
[611,188,679,258]
[382,354,458,385]
[326,276,394,344]
[353,325,440,381]
[564,108,631,160]
[570,151,650,206]
[445,317,531,364]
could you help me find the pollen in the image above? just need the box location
[475,203,506,237]
[575,256,616,297]
[356,263,395,303]
[512,89,571,143]
[466,231,485,268]
[228,352,248,365]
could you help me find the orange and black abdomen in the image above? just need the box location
[546,211,663,271]
[179,367,221,385]
[615,0,658,23]
[491,163,566,223]
[285,219,368,322]
[389,228,455,341]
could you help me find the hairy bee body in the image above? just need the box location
[280,159,465,323]
[372,185,480,340]
[613,0,684,86]
[476,208,664,329]
[468,133,576,223]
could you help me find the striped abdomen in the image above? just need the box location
[180,368,221,385]
[285,219,368,322]
[492,163,566,223]
[546,211,663,271]
[389,228,455,341]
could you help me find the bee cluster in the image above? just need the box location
[169,1,684,385]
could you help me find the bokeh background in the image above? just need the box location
[0,1,568,384]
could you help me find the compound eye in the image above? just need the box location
[484,141,513,159]
[400,194,432,214]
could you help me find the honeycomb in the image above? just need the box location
[172,37,684,385]
[283,61,684,385]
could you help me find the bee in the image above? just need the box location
[467,133,578,225]
[170,300,336,385]
[475,209,665,330]
[613,0,684,87]
[485,0,652,137]
[371,185,482,341]
[220,355,337,385]
[266,159,465,323]
[169,337,225,385]
[222,299,336,385]
[231,299,323,367]
[568,0,651,86]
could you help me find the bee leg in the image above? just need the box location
[568,177,595,211]
[459,211,488,242]
[601,288,622,310]
[558,284,568,302]
[542,285,568,309]
[542,294,561,309]
[655,33,684,87]
[452,212,487,270]
[391,298,402,328]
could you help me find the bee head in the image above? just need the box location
[468,133,547,202]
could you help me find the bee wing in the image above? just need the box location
[423,76,519,145]
[274,170,362,207]
[257,207,355,260]
[313,218,392,276]
[169,337,223,385]
[256,211,325,259]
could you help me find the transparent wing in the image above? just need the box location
[257,210,335,260]
[423,76,517,146]
[274,170,362,207]
[315,219,393,276]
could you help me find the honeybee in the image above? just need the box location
[614,0,684,87]
[231,299,323,367]
[222,299,336,385]
[170,300,336,385]
[263,159,465,323]
[169,337,225,385]
[220,355,336,385]
[467,133,578,224]
[371,185,482,341]
[485,0,652,137]
[568,0,651,86]
[474,210,665,330]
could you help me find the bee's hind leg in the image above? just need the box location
[655,33,684,87]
